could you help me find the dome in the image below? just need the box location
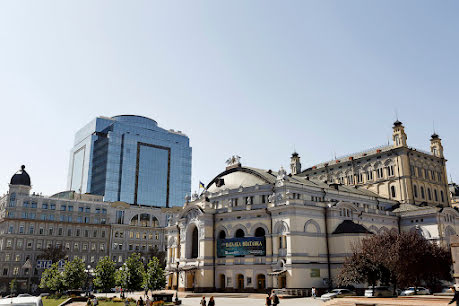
[10,165,31,186]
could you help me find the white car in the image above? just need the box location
[320,289,356,300]
[400,287,431,296]
[0,296,43,306]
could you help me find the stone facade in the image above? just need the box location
[0,169,176,293]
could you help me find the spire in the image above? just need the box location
[290,152,301,175]
[392,120,407,147]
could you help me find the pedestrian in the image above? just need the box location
[449,286,459,306]
[265,294,271,306]
[137,297,144,306]
[93,297,98,306]
[200,296,207,306]
[145,296,151,306]
[271,293,279,306]
[86,298,92,306]
[124,298,130,306]
[208,296,215,306]
[311,287,316,299]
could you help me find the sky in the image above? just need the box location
[0,1,458,197]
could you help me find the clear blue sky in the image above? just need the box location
[0,1,458,196]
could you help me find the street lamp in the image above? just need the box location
[175,262,180,303]
[86,265,92,297]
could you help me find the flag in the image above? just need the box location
[199,181,205,189]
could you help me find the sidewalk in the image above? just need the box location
[324,295,452,306]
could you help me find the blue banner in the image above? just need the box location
[217,237,266,257]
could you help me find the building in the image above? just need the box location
[67,115,192,207]
[299,121,450,206]
[0,166,175,293]
[449,182,459,207]
[164,122,458,294]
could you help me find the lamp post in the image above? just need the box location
[86,265,92,297]
[175,262,180,303]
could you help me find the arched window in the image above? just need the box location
[427,188,432,201]
[235,229,245,238]
[254,227,265,237]
[391,186,396,198]
[421,187,425,199]
[413,185,418,198]
[140,214,150,227]
[441,190,445,202]
[151,216,160,227]
[191,226,198,259]
[130,215,139,226]
[218,230,226,239]
[434,189,438,202]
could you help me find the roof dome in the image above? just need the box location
[10,165,31,186]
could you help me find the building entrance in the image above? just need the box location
[257,274,266,290]
[220,274,226,290]
[237,274,244,289]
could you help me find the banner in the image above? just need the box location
[217,237,266,257]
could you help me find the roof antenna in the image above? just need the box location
[333,150,337,160]
[394,108,399,121]
[433,120,436,134]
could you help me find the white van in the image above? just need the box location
[0,296,43,306]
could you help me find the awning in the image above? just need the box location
[181,266,198,271]
[268,270,287,276]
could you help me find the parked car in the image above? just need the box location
[0,296,43,306]
[400,287,431,296]
[320,289,356,300]
[364,286,393,297]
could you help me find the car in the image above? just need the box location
[364,286,393,297]
[400,287,431,296]
[320,288,356,300]
[17,294,32,297]
[0,296,43,306]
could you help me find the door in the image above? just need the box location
[257,274,266,290]
[220,274,225,290]
[237,274,244,289]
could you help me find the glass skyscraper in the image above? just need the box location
[67,115,192,207]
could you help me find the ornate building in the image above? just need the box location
[164,122,458,294]
[299,121,450,207]
[0,166,175,293]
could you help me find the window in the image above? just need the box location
[41,214,47,221]
[421,187,425,199]
[102,208,107,214]
[95,208,100,214]
[84,217,90,223]
[50,203,56,210]
[235,229,245,238]
[85,207,90,213]
[37,241,42,249]
[68,205,73,212]
[387,165,394,176]
[85,230,89,238]
[366,171,373,181]
[23,201,29,208]
[61,205,66,211]
[93,230,97,238]
[77,217,83,223]
[441,190,445,202]
[79,207,84,213]
[29,226,34,235]
[19,226,24,234]
[74,243,79,250]
[48,215,54,221]
[9,193,16,207]
[116,211,125,224]
[434,189,438,202]
[376,168,384,179]
[8,226,14,234]
[15,254,21,261]
[255,227,265,237]
[39,228,44,235]
[42,203,48,209]
[31,201,37,208]
[424,169,428,179]
[5,253,10,261]
[155,233,159,240]
[100,244,105,251]
[83,244,88,251]
[261,195,266,203]
[391,186,396,198]
[13,267,19,276]
[58,228,63,236]
[427,188,432,201]
[6,240,12,248]
[410,166,416,176]
[76,229,80,237]
[49,228,53,235]
[3,268,8,276]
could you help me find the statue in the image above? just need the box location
[277,166,287,181]
[225,155,241,167]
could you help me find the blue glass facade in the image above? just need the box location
[67,115,192,207]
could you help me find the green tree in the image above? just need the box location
[9,279,17,295]
[62,257,86,290]
[38,245,68,263]
[145,246,167,268]
[39,263,65,293]
[117,253,145,292]
[143,257,166,293]
[94,256,116,292]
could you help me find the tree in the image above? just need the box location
[94,257,116,292]
[38,245,68,263]
[145,246,167,268]
[117,253,145,292]
[143,257,166,293]
[39,263,65,293]
[9,279,17,295]
[62,257,86,290]
[337,231,452,293]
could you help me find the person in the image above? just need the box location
[271,293,279,306]
[93,297,98,306]
[124,298,130,306]
[137,297,144,306]
[145,296,151,306]
[449,286,459,306]
[311,287,316,299]
[86,298,92,306]
[265,294,271,306]
[200,296,207,306]
[208,296,215,306]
